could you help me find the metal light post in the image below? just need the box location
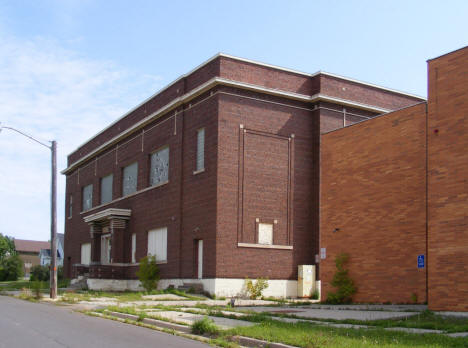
[0,124,57,299]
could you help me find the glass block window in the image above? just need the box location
[82,184,93,211]
[147,227,167,262]
[122,162,138,196]
[258,223,273,245]
[68,195,73,218]
[196,128,205,171]
[150,146,169,186]
[100,174,113,204]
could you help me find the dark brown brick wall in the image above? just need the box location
[219,56,317,95]
[427,47,468,311]
[320,103,427,303]
[64,54,423,285]
[64,91,219,280]
[216,88,317,280]
[320,75,423,111]
[68,58,221,166]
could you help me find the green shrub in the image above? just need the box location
[31,281,46,299]
[245,277,269,299]
[136,256,160,292]
[30,265,50,281]
[0,254,23,281]
[57,265,64,280]
[311,289,320,300]
[191,317,219,335]
[326,253,356,304]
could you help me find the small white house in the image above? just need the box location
[39,233,64,267]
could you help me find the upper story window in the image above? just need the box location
[150,146,169,186]
[196,128,205,172]
[68,195,73,218]
[122,162,138,196]
[82,184,93,211]
[100,174,113,204]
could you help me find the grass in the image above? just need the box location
[0,279,70,290]
[191,317,220,335]
[345,311,468,333]
[227,320,468,348]
[72,288,205,302]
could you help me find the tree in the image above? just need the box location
[0,233,16,261]
[30,265,50,281]
[326,253,357,304]
[136,256,160,292]
[0,254,23,281]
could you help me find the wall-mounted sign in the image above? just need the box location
[320,247,326,259]
[418,254,425,268]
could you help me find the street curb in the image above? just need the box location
[231,335,298,348]
[105,311,191,333]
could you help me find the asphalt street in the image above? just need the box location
[0,296,210,348]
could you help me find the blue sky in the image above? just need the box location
[0,0,467,241]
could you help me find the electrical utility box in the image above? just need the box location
[298,265,315,298]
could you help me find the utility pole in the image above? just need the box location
[50,140,57,299]
[0,124,58,298]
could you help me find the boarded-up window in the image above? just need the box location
[196,128,205,171]
[150,146,169,186]
[100,174,113,204]
[82,184,93,211]
[258,223,273,245]
[122,162,138,196]
[131,233,136,263]
[80,243,91,265]
[147,227,167,262]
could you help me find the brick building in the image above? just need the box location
[320,46,468,310]
[63,53,422,296]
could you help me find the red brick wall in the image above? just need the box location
[427,47,468,311]
[320,103,427,303]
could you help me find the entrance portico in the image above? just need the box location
[83,208,132,265]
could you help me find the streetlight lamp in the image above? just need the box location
[0,123,57,299]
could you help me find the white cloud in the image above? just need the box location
[0,32,162,241]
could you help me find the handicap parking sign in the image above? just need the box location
[418,254,425,268]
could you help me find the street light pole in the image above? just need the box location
[0,124,58,299]
[50,140,57,299]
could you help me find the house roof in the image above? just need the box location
[38,233,64,258]
[14,239,50,253]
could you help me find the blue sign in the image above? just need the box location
[418,255,425,268]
